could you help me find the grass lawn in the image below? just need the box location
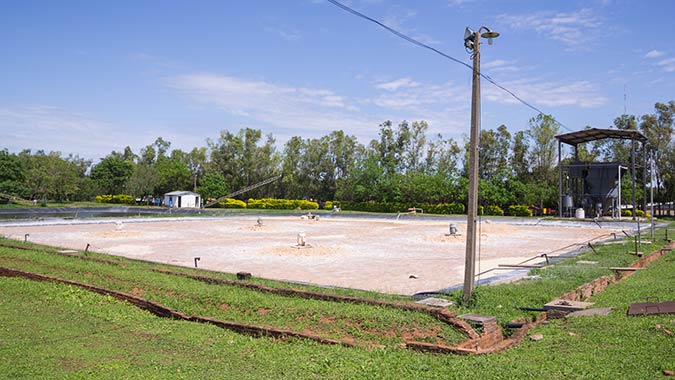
[0,222,674,379]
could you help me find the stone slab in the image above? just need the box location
[609,267,643,271]
[543,299,595,312]
[458,313,496,326]
[576,260,598,265]
[598,240,627,245]
[627,301,675,316]
[566,307,613,317]
[57,250,79,254]
[415,297,453,308]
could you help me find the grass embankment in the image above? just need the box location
[1,222,674,379]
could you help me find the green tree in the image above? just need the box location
[187,147,207,192]
[510,131,529,181]
[209,128,280,199]
[425,134,461,178]
[90,154,134,195]
[155,150,192,195]
[0,149,27,198]
[526,114,560,208]
[403,120,428,174]
[126,163,160,200]
[640,101,674,204]
[468,125,511,181]
[598,115,638,163]
[527,114,560,183]
[197,171,229,200]
[280,136,305,199]
[51,153,89,202]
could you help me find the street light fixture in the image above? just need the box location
[462,26,499,304]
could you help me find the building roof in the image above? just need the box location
[164,191,200,196]
[555,128,648,146]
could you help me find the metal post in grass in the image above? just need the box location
[650,150,655,239]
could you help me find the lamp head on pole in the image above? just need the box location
[480,27,500,45]
[464,27,476,50]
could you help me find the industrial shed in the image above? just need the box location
[163,191,201,208]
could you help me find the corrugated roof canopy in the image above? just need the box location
[164,191,199,196]
[556,128,647,146]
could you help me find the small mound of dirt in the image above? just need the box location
[92,231,144,238]
[427,235,466,243]
[269,246,341,256]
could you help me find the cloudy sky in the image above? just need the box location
[1,0,674,161]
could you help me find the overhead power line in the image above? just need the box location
[325,0,572,132]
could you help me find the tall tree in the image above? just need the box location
[155,149,192,195]
[90,153,134,195]
[526,114,560,208]
[0,149,27,197]
[527,114,560,184]
[280,136,305,199]
[425,134,461,178]
[469,125,511,181]
[640,101,675,203]
[510,130,529,181]
[404,120,428,174]
[187,147,207,192]
[208,128,280,199]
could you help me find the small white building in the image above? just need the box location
[163,191,201,208]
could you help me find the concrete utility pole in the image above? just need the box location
[462,26,499,304]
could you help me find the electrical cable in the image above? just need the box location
[325,0,573,132]
[326,0,472,70]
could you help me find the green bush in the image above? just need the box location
[508,205,532,217]
[95,194,135,205]
[340,201,466,215]
[214,198,247,209]
[324,201,334,210]
[622,209,646,217]
[246,198,319,210]
[486,205,504,216]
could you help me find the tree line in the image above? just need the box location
[1,101,673,211]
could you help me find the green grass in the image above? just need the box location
[0,241,466,349]
[1,223,674,379]
[0,201,109,209]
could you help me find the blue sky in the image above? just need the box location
[1,0,674,161]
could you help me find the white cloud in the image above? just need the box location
[365,79,468,111]
[483,78,609,108]
[169,73,356,112]
[382,7,441,45]
[264,25,301,41]
[657,57,675,72]
[497,8,602,50]
[374,77,420,91]
[447,0,475,6]
[166,73,380,143]
[0,106,125,159]
[0,106,211,162]
[358,78,472,138]
[644,50,665,59]
[482,59,524,73]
